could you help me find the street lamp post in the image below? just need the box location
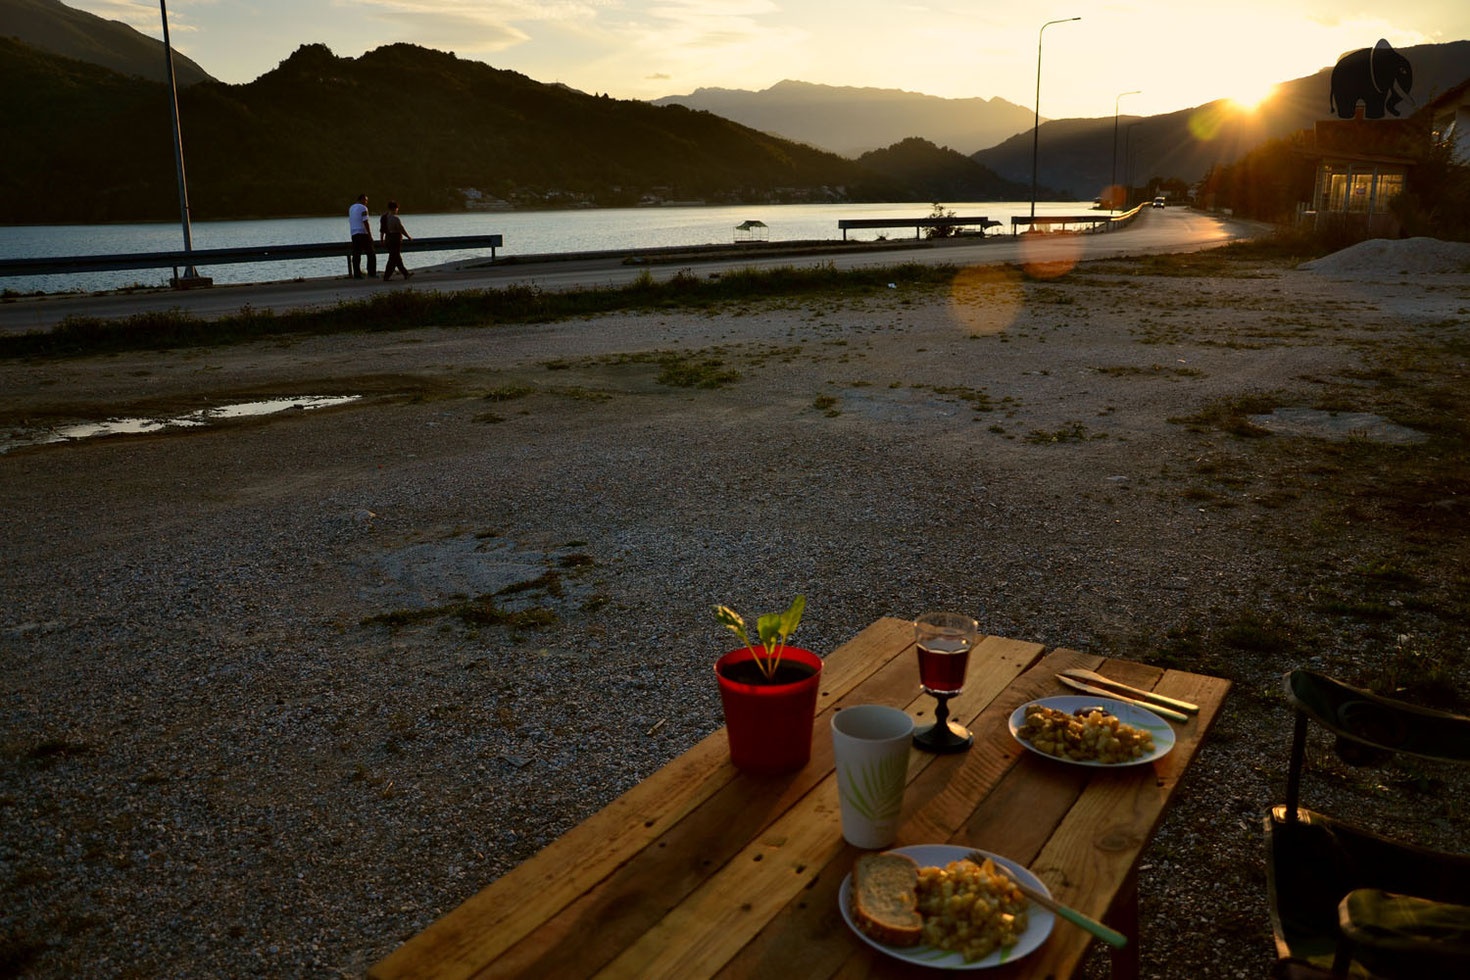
[1030,16,1081,221]
[1111,90,1141,212]
[159,1,205,286]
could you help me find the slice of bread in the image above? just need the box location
[851,851,922,947]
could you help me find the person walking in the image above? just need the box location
[348,193,376,279]
[379,200,414,281]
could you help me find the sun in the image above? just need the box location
[1229,82,1277,112]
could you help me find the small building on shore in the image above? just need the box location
[1299,112,1418,238]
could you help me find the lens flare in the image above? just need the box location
[947,264,1024,336]
[1229,83,1276,112]
[1018,231,1081,280]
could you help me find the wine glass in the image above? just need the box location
[912,611,978,753]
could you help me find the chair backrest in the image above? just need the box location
[1281,670,1470,823]
[1283,670,1470,762]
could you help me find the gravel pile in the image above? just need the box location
[1297,235,1470,276]
[2,251,1468,978]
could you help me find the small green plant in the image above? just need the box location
[713,595,806,682]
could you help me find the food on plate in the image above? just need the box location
[851,851,923,946]
[1018,702,1155,763]
[917,857,1029,961]
[852,853,1029,961]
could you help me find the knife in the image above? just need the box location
[1058,668,1200,715]
[1055,675,1190,723]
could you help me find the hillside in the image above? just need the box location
[652,80,1037,157]
[856,138,1059,201]
[2,40,918,223]
[972,40,1470,199]
[0,0,213,86]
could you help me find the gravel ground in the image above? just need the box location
[2,247,1468,978]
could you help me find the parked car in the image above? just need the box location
[1152,196,1166,209]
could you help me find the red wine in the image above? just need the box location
[917,640,970,694]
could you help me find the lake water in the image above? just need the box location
[1,200,1093,295]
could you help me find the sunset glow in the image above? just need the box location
[1229,83,1278,113]
[64,1,1468,124]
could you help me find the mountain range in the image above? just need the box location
[0,0,213,86]
[652,80,1037,157]
[969,40,1470,201]
[7,0,1468,223]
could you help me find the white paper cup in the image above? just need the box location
[831,705,916,849]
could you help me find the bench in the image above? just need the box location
[837,216,1000,240]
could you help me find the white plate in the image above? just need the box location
[1008,695,1176,768]
[838,844,1055,970]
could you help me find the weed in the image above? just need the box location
[1024,422,1102,444]
[656,355,740,388]
[484,385,536,401]
[1169,394,1281,437]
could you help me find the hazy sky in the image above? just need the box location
[74,1,1469,118]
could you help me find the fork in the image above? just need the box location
[964,851,1128,949]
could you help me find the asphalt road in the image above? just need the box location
[0,208,1263,335]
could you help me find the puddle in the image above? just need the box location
[1247,407,1428,445]
[1,396,361,453]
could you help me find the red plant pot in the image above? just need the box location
[714,645,823,773]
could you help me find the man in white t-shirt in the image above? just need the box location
[348,193,376,279]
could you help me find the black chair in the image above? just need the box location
[1265,670,1470,978]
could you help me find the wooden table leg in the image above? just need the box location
[1108,869,1140,980]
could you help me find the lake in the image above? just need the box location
[1,200,1095,295]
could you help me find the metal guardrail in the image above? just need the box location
[837,216,1000,240]
[0,234,504,278]
[1010,204,1147,235]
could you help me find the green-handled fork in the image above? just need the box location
[964,851,1128,949]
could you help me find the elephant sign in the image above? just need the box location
[1330,39,1414,119]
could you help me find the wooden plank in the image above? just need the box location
[986,662,1231,978]
[807,653,1227,979]
[599,638,1048,978]
[711,640,1049,978]
[369,617,912,980]
[480,624,926,978]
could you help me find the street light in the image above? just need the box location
[1030,16,1081,221]
[1111,90,1141,212]
[159,0,204,286]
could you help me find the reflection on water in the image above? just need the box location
[1,396,360,453]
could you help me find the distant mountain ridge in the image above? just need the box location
[0,0,213,86]
[972,40,1470,200]
[652,80,1037,157]
[2,39,920,223]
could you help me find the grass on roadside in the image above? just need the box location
[1,262,961,360]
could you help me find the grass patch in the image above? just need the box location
[2,262,962,360]
[1095,364,1205,379]
[1169,393,1281,437]
[363,594,558,631]
[1024,422,1103,444]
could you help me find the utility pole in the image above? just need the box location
[1030,16,1081,221]
[160,1,209,287]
